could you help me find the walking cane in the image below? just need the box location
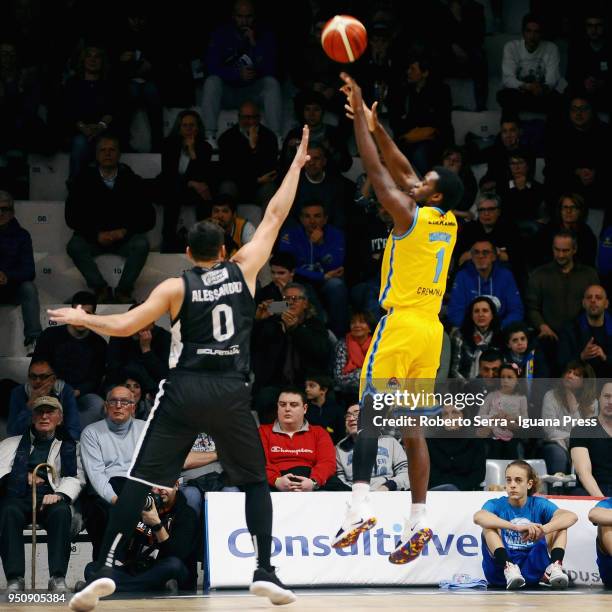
[31,463,57,590]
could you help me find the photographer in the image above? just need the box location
[82,482,198,593]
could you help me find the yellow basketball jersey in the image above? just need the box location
[379,206,457,315]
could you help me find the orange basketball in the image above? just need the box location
[321,15,368,63]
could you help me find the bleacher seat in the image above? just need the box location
[452,110,501,146]
[237,204,262,227]
[484,458,549,491]
[15,201,71,255]
[342,157,364,184]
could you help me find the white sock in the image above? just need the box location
[401,504,426,539]
[409,503,426,521]
[351,482,370,508]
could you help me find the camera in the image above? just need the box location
[143,492,163,511]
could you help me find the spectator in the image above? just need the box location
[65,134,154,303]
[440,146,477,222]
[79,385,146,559]
[526,230,599,373]
[502,321,542,379]
[0,190,42,354]
[218,100,278,207]
[542,361,597,475]
[258,387,336,491]
[281,90,351,176]
[34,291,106,428]
[463,348,503,399]
[0,396,85,594]
[447,238,524,329]
[106,304,171,396]
[535,193,597,267]
[569,380,612,496]
[334,311,374,395]
[450,296,503,380]
[251,283,331,422]
[8,358,80,441]
[82,481,198,593]
[388,55,453,175]
[558,285,612,378]
[292,145,352,229]
[61,45,116,181]
[201,0,282,143]
[497,13,562,114]
[565,157,608,222]
[567,11,611,112]
[210,194,256,256]
[123,373,152,421]
[279,202,349,336]
[159,110,214,253]
[304,375,345,444]
[333,402,409,491]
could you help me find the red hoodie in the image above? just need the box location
[258,421,336,486]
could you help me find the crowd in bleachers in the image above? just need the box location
[1,0,612,593]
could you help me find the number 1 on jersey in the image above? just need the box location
[433,247,446,284]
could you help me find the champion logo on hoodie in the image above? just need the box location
[270,446,314,455]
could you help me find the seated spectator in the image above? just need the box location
[258,388,336,491]
[159,110,213,253]
[60,45,116,181]
[427,402,486,490]
[565,158,608,222]
[79,385,146,559]
[440,146,477,222]
[588,498,612,589]
[463,348,503,399]
[497,150,547,238]
[569,380,612,497]
[334,311,373,395]
[279,203,349,336]
[8,358,80,441]
[304,375,345,444]
[450,296,503,380]
[438,0,488,111]
[333,402,409,491]
[542,361,597,475]
[82,481,198,593]
[0,396,85,594]
[123,373,152,421]
[387,55,453,175]
[567,11,611,113]
[502,321,544,379]
[534,193,597,267]
[281,90,351,177]
[201,0,282,143]
[251,283,331,422]
[106,306,170,398]
[481,115,536,191]
[65,135,155,303]
[34,291,107,428]
[476,362,528,459]
[210,194,256,256]
[447,238,524,329]
[526,230,599,374]
[292,146,352,229]
[497,13,562,114]
[218,100,278,207]
[558,285,612,378]
[0,190,42,354]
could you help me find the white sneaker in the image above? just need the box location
[331,499,377,548]
[388,515,433,565]
[540,561,568,588]
[69,577,115,611]
[504,561,525,590]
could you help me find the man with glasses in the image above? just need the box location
[447,238,524,329]
[218,100,279,207]
[7,358,81,441]
[79,385,146,562]
[0,190,42,355]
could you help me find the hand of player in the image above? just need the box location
[538,324,558,341]
[274,475,295,491]
[255,300,273,320]
[290,125,310,170]
[343,97,380,133]
[339,72,364,117]
[138,329,153,352]
[47,304,89,327]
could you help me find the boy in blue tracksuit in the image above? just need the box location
[474,460,577,589]
[588,498,612,588]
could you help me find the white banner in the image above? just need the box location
[205,492,604,587]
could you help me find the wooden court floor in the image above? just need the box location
[3,588,612,612]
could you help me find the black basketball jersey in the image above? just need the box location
[169,261,255,375]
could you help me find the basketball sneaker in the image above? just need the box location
[331,499,377,549]
[249,567,296,605]
[69,577,115,611]
[388,515,433,564]
[539,561,569,589]
[504,561,526,590]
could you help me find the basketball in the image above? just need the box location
[321,15,368,63]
